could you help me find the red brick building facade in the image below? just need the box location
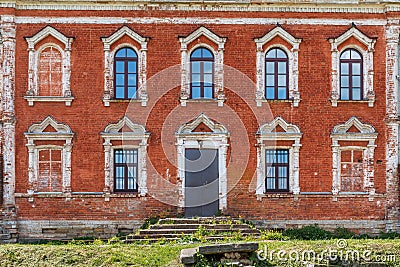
[1,0,400,242]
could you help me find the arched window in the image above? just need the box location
[114,47,138,99]
[340,49,363,101]
[38,46,63,96]
[190,47,214,99]
[265,48,289,100]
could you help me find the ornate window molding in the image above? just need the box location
[256,117,302,198]
[176,113,229,211]
[255,27,302,107]
[179,27,227,107]
[101,26,149,107]
[101,116,150,199]
[329,26,376,107]
[331,117,377,199]
[24,116,74,202]
[24,26,74,106]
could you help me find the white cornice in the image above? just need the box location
[14,16,388,26]
[2,1,400,13]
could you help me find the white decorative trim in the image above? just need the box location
[176,113,229,211]
[6,3,398,14]
[331,117,377,198]
[384,25,400,230]
[1,15,17,209]
[24,116,74,201]
[14,16,389,26]
[255,27,302,107]
[23,96,74,106]
[101,26,148,106]
[256,117,302,198]
[101,116,150,198]
[25,26,74,105]
[329,27,376,107]
[179,27,226,106]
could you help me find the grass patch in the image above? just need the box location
[0,239,399,266]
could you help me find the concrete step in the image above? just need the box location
[0,234,11,240]
[124,235,245,243]
[158,217,240,225]
[150,223,253,230]
[138,228,259,236]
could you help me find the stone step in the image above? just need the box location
[138,228,259,236]
[158,217,240,225]
[124,235,250,243]
[150,223,253,230]
[0,234,11,240]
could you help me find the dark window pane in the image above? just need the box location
[191,87,201,99]
[278,87,287,99]
[115,48,126,58]
[204,62,213,73]
[266,49,276,58]
[266,87,275,99]
[116,74,124,86]
[276,49,287,59]
[128,87,137,98]
[278,62,286,74]
[126,48,137,58]
[340,50,350,59]
[278,75,286,86]
[351,49,361,59]
[116,61,125,73]
[128,62,137,73]
[191,48,202,58]
[266,75,274,86]
[204,87,213,98]
[352,63,361,75]
[266,62,274,74]
[202,48,213,59]
[192,74,201,83]
[352,76,361,87]
[115,87,125,98]
[341,88,349,100]
[341,76,349,87]
[340,63,349,75]
[352,88,361,100]
[192,62,200,73]
[266,178,275,190]
[128,74,136,86]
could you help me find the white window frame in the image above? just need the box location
[331,117,377,199]
[25,116,74,202]
[101,26,149,107]
[329,27,376,107]
[176,113,229,211]
[256,117,302,198]
[25,26,74,106]
[179,26,227,107]
[255,27,302,107]
[101,116,150,199]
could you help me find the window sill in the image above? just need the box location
[331,99,375,107]
[24,96,74,106]
[256,192,293,200]
[180,97,225,107]
[256,98,300,107]
[103,98,147,107]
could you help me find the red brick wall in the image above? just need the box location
[12,9,389,224]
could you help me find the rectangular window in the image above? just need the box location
[38,148,62,192]
[114,149,138,192]
[340,149,365,192]
[265,149,289,192]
